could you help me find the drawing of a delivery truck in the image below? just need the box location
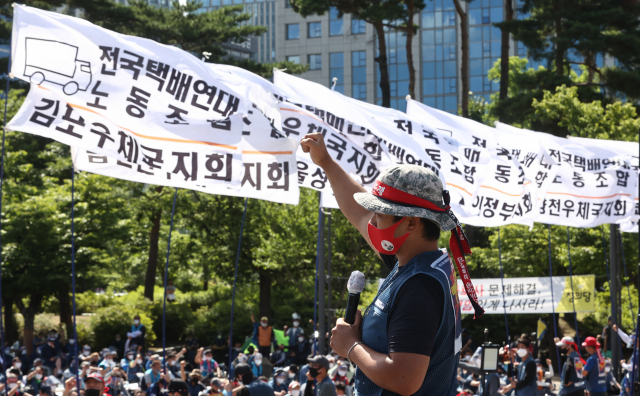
[24,38,92,95]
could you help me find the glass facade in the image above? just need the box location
[352,51,367,100]
[329,7,343,36]
[286,23,299,39]
[308,22,321,38]
[351,18,366,34]
[286,55,300,64]
[375,29,408,111]
[308,54,322,70]
[330,52,345,94]
[469,0,502,102]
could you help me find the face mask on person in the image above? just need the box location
[133,320,140,326]
[298,337,304,343]
[69,339,75,345]
[254,359,262,366]
[170,360,176,366]
[116,336,121,341]
[293,321,299,328]
[288,373,296,379]
[83,351,90,356]
[275,378,284,385]
[367,217,410,255]
[85,389,101,396]
[35,374,43,380]
[291,390,300,396]
[14,362,22,369]
[21,350,26,355]
[9,383,17,390]
[217,335,222,339]
[337,369,346,377]
[137,359,143,364]
[261,322,268,328]
[308,367,319,378]
[235,348,241,352]
[204,356,212,362]
[127,355,134,361]
[516,349,528,358]
[606,367,611,373]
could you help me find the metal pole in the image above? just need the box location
[228,198,248,376]
[611,223,621,379]
[317,203,326,355]
[326,210,332,349]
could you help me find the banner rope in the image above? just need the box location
[0,54,10,391]
[547,225,562,371]
[228,197,248,377]
[566,227,582,354]
[497,227,510,346]
[161,188,179,373]
[619,228,636,329]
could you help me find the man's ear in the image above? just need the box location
[406,217,421,233]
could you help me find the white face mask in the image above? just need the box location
[261,323,268,328]
[69,339,75,344]
[291,390,300,396]
[83,351,90,356]
[338,369,346,376]
[276,378,284,384]
[105,359,112,364]
[298,337,304,343]
[254,359,262,366]
[134,320,140,326]
[204,356,212,361]
[137,359,143,364]
[288,373,296,379]
[293,322,299,328]
[516,348,528,358]
[9,383,17,390]
[14,362,21,369]
[170,360,176,366]
[606,367,611,373]
[127,355,134,361]
[35,374,43,380]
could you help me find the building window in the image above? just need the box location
[308,22,321,38]
[286,55,300,64]
[329,7,343,36]
[351,18,365,34]
[308,54,322,70]
[330,52,344,93]
[286,24,299,39]
[352,51,366,100]
[285,0,290,8]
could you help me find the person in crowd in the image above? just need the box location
[181,363,205,396]
[224,363,274,396]
[167,281,177,303]
[604,360,620,396]
[500,338,537,395]
[147,369,175,396]
[40,338,61,376]
[81,346,91,360]
[145,360,168,388]
[581,337,607,396]
[165,352,183,377]
[333,382,345,396]
[230,343,242,367]
[110,335,125,360]
[602,317,613,359]
[251,316,276,358]
[105,370,126,396]
[461,373,480,395]
[211,333,227,365]
[303,356,335,396]
[88,353,101,367]
[33,332,46,353]
[461,328,476,358]
[269,370,288,393]
[8,356,23,377]
[554,336,586,396]
[38,385,53,396]
[98,351,116,374]
[285,315,303,353]
[287,366,298,383]
[126,353,145,383]
[63,372,105,396]
[184,334,199,368]
[535,358,555,396]
[195,348,221,379]
[62,360,88,388]
[250,353,264,379]
[289,334,309,367]
[26,365,45,394]
[620,372,630,396]
[329,362,349,385]
[120,350,135,371]
[209,379,224,396]
[128,316,146,353]
[284,381,300,396]
[270,346,286,368]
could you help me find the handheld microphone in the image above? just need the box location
[345,271,365,325]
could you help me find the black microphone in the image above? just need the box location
[345,271,365,325]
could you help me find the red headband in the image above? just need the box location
[372,180,485,319]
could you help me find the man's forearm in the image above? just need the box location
[349,343,429,396]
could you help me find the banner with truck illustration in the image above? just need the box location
[457,275,595,314]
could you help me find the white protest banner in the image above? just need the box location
[407,100,542,227]
[9,5,283,173]
[495,125,638,228]
[456,275,595,315]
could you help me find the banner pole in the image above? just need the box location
[162,188,179,373]
[547,225,562,371]
[619,228,636,329]
[228,198,248,377]
[566,227,582,354]
[0,52,10,392]
[497,227,510,346]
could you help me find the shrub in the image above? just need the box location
[90,303,156,349]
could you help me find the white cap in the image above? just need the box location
[555,336,575,347]
[292,313,301,320]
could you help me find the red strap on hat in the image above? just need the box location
[372,180,485,319]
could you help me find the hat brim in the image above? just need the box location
[353,192,457,231]
[555,342,566,347]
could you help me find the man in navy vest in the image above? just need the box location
[301,133,484,396]
[554,336,586,396]
[501,338,537,396]
[224,363,274,396]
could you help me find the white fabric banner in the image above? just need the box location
[456,275,595,315]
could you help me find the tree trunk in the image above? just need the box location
[57,283,72,339]
[16,294,43,356]
[259,270,271,319]
[499,0,513,105]
[374,23,391,108]
[406,0,416,100]
[453,0,469,117]
[3,297,17,344]
[203,260,209,291]
[554,17,563,75]
[144,186,164,302]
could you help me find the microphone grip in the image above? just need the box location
[344,293,361,325]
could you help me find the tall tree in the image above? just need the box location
[289,0,425,107]
[452,0,469,117]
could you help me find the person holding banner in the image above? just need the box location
[554,337,586,396]
[301,133,484,395]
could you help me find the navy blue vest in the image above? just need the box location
[246,379,274,396]
[354,250,461,396]
[559,352,585,395]
[515,356,537,396]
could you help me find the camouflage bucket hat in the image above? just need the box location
[353,164,457,231]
